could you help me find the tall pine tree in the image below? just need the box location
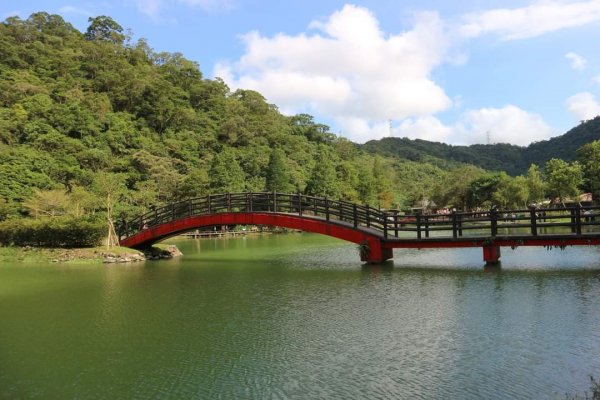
[305,149,340,198]
[266,149,293,192]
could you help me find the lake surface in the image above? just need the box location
[1,233,600,399]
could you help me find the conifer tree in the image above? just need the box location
[305,149,340,198]
[266,149,292,192]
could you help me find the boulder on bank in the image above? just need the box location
[142,245,183,260]
[102,251,146,264]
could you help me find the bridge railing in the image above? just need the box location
[118,192,600,241]
[387,205,600,239]
[119,192,392,239]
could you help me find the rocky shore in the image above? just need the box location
[103,245,183,263]
[0,244,183,264]
[101,251,146,264]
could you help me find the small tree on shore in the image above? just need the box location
[93,172,126,248]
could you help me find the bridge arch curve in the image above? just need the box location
[118,193,392,263]
[119,212,389,260]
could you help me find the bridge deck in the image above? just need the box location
[280,213,600,248]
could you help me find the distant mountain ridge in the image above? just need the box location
[362,116,600,175]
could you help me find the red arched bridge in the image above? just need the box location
[118,192,600,264]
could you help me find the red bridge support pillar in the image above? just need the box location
[483,245,501,265]
[360,237,393,264]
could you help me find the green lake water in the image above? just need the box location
[1,233,600,399]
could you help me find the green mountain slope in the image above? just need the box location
[0,12,450,220]
[362,117,600,175]
[526,118,600,166]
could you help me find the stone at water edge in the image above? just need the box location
[165,245,183,258]
[102,251,146,264]
[141,245,183,260]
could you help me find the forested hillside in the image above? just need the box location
[0,12,451,225]
[1,12,598,246]
[363,117,600,175]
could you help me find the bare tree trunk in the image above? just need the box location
[106,194,119,249]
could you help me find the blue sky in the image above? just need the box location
[3,1,600,145]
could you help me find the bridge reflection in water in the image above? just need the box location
[118,192,600,265]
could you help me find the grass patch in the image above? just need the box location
[0,246,142,264]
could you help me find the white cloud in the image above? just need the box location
[337,118,390,143]
[565,52,587,70]
[215,5,453,143]
[58,6,93,16]
[593,74,600,85]
[460,0,600,40]
[394,116,454,143]
[566,92,600,120]
[212,0,600,145]
[392,106,556,146]
[133,0,164,18]
[457,105,556,145]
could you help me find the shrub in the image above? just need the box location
[0,216,105,247]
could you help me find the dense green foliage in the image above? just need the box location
[0,12,597,248]
[363,117,600,176]
[544,158,583,204]
[0,216,105,247]
[577,140,600,200]
[0,12,449,222]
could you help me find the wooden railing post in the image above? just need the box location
[249,192,253,212]
[208,194,212,214]
[273,191,277,213]
[490,207,498,236]
[529,206,537,236]
[416,212,422,239]
[353,204,358,228]
[298,193,303,216]
[451,210,458,238]
[575,203,582,235]
[325,197,330,221]
[366,205,370,228]
[383,211,388,239]
[227,193,231,212]
[424,214,430,238]
[570,206,577,234]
